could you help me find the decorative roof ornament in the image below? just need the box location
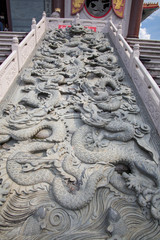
[142,2,159,21]
[112,0,125,18]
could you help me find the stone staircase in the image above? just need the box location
[0,31,28,65]
[127,38,160,87]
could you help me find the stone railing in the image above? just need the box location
[108,19,160,135]
[0,50,19,101]
[46,15,107,33]
[0,12,46,102]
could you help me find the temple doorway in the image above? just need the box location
[52,0,65,18]
[0,0,12,31]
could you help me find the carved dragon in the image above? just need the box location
[71,123,160,220]
[4,121,160,217]
[0,104,66,144]
[72,124,136,164]
[4,141,113,210]
[122,158,160,221]
[1,24,160,240]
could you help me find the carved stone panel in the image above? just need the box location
[85,0,112,17]
[0,25,160,239]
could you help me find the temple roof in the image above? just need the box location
[142,2,159,21]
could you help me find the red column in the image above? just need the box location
[127,0,144,38]
[52,0,64,18]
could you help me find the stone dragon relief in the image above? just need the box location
[0,24,160,240]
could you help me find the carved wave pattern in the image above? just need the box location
[1,189,160,239]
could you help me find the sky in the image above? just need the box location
[139,0,160,40]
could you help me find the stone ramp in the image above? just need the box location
[127,38,160,87]
[0,25,160,240]
[0,31,28,65]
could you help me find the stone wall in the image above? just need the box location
[64,0,132,38]
[10,0,44,31]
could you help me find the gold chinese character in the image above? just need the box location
[113,0,124,10]
[73,0,85,8]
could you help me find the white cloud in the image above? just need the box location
[139,27,151,39]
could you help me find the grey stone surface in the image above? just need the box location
[0,25,160,239]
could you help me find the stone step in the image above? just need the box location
[0,37,25,44]
[0,50,11,55]
[140,54,160,61]
[127,39,160,45]
[0,52,11,65]
[0,31,27,37]
[140,49,160,56]
[0,36,25,42]
[0,47,12,53]
[0,32,27,43]
[148,69,160,78]
[0,56,7,62]
[128,42,160,49]
[147,70,160,79]
[0,54,11,59]
[0,34,25,38]
[0,39,23,45]
[127,38,160,45]
[0,48,11,52]
[127,39,160,78]
[0,52,9,56]
[0,53,9,59]
[0,43,12,49]
[0,31,27,65]
[0,39,13,44]
[146,67,160,71]
[153,76,160,86]
[143,61,160,68]
[129,44,160,51]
